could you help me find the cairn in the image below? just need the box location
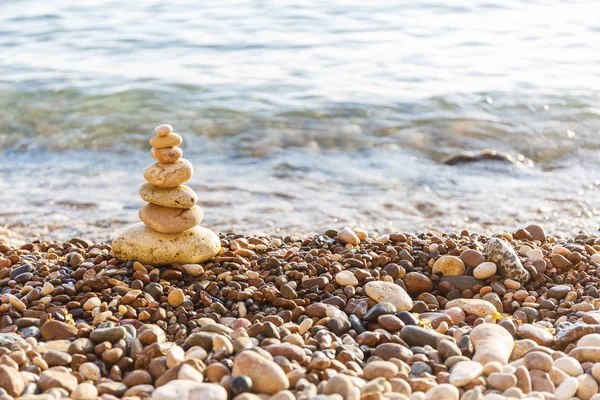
[112,124,220,264]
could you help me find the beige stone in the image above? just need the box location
[364,281,413,312]
[154,124,173,137]
[143,159,193,188]
[470,323,514,365]
[150,132,183,148]
[432,255,465,276]
[445,298,497,318]
[449,360,483,386]
[473,262,497,279]
[139,204,203,233]
[112,222,220,264]
[151,146,182,163]
[232,350,289,394]
[337,227,360,245]
[139,183,197,209]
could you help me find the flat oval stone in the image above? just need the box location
[151,146,182,163]
[516,323,554,346]
[139,183,198,209]
[473,262,497,279]
[154,124,173,137]
[112,222,220,264]
[400,325,446,348]
[139,204,203,234]
[445,298,497,318]
[364,281,413,312]
[449,361,483,387]
[460,249,486,268]
[232,350,289,395]
[335,270,358,286]
[149,132,183,148]
[143,159,193,188]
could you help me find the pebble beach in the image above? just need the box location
[1,225,600,400]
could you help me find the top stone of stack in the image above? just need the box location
[143,124,193,188]
[112,123,221,265]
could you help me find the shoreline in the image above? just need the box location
[0,226,599,399]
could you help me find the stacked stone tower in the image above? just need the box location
[112,124,220,264]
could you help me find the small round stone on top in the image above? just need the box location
[154,124,173,137]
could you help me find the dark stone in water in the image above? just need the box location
[443,149,516,166]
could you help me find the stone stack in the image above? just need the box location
[112,124,220,264]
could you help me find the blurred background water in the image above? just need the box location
[1,0,600,242]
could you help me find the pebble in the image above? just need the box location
[139,203,204,234]
[38,370,78,392]
[460,249,486,268]
[486,237,530,283]
[143,158,193,188]
[152,380,227,400]
[139,183,198,209]
[524,351,553,372]
[167,345,185,368]
[149,132,183,148]
[232,351,289,394]
[363,360,399,380]
[363,302,396,322]
[151,146,183,163]
[40,321,78,340]
[470,323,514,365]
[71,382,98,400]
[182,263,204,277]
[517,323,554,346]
[578,333,600,347]
[554,356,583,377]
[487,372,517,391]
[112,223,220,264]
[0,365,24,397]
[555,376,579,400]
[525,224,546,242]
[337,227,360,245]
[432,255,465,276]
[425,384,459,400]
[449,361,483,387]
[364,281,413,312]
[79,362,101,381]
[473,262,497,279]
[578,374,599,400]
[445,298,497,317]
[168,288,185,307]
[154,124,173,136]
[335,270,358,286]
[89,326,127,343]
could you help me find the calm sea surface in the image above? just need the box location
[1,0,600,241]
